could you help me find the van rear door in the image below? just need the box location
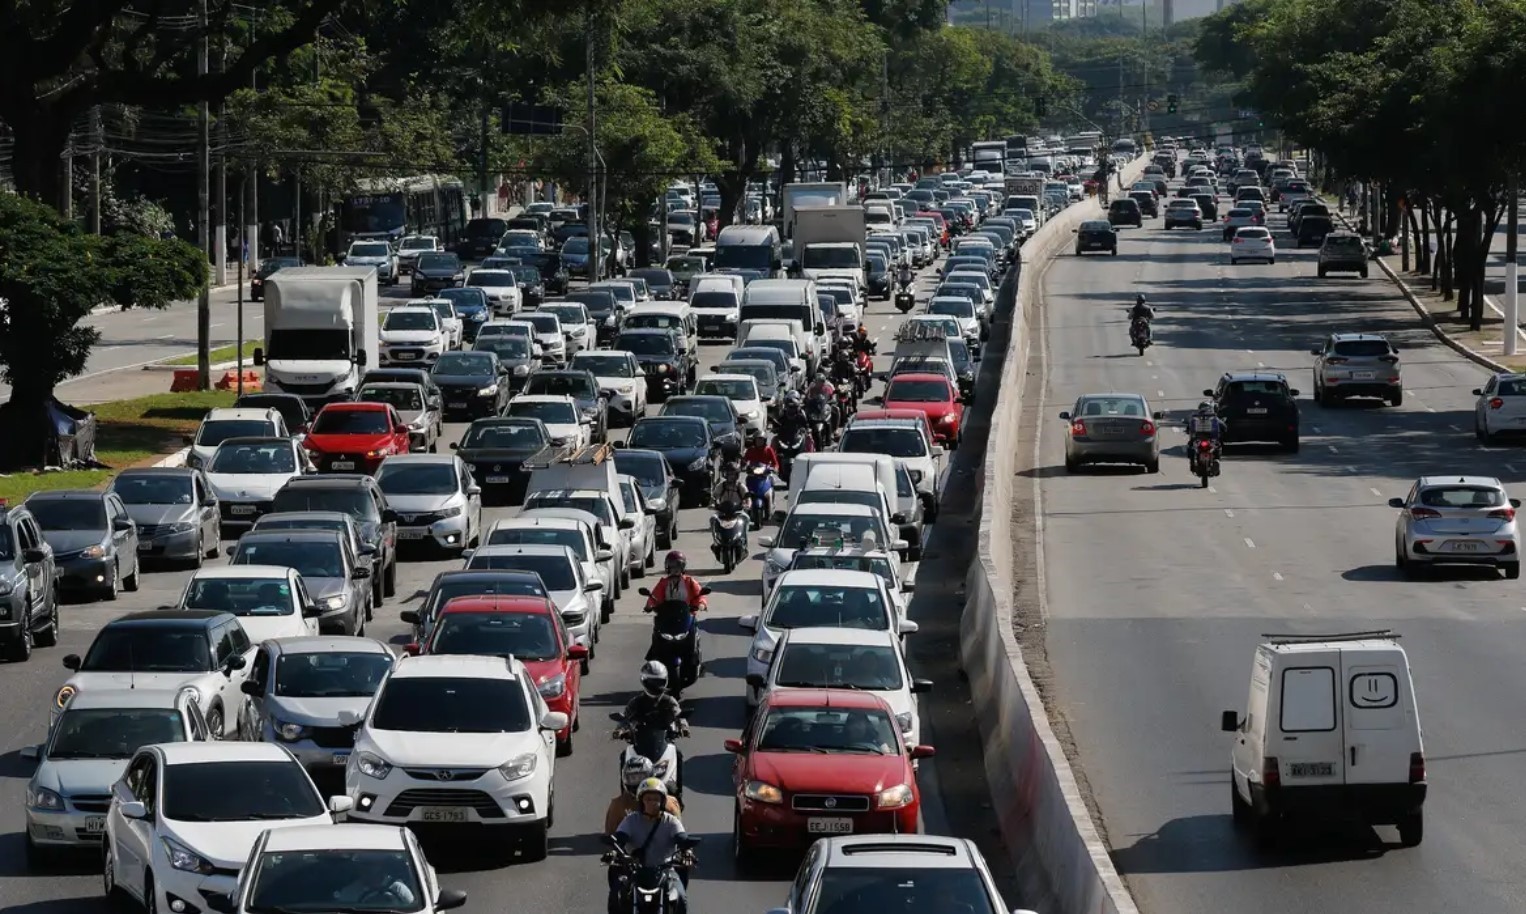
[1272,652,1345,787]
[1341,648,1416,785]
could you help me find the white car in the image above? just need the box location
[754,627,930,745]
[171,566,321,642]
[540,303,595,355]
[571,350,647,426]
[341,654,566,859]
[465,269,524,316]
[210,823,467,914]
[378,307,447,368]
[103,742,350,913]
[759,503,903,595]
[1473,373,1526,442]
[1390,475,1522,579]
[946,269,996,310]
[505,394,588,449]
[839,416,944,507]
[512,313,568,366]
[486,513,618,616]
[23,688,208,863]
[462,543,603,652]
[395,235,441,275]
[202,438,310,533]
[738,569,917,708]
[616,475,658,577]
[1229,226,1276,264]
[817,280,864,325]
[522,487,633,586]
[374,454,482,555]
[417,297,463,350]
[1010,209,1038,237]
[694,373,766,437]
[186,407,289,470]
[785,543,914,623]
[344,241,398,285]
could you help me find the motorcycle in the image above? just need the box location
[745,462,774,527]
[602,833,700,914]
[709,497,748,574]
[806,394,835,448]
[835,380,857,418]
[639,591,710,693]
[773,428,813,484]
[611,713,687,798]
[1189,437,1220,488]
[1129,316,1152,356]
[894,285,915,313]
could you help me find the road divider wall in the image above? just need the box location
[960,160,1148,914]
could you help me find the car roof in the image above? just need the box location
[115,467,198,479]
[264,823,408,852]
[439,595,557,615]
[815,834,986,868]
[268,635,394,656]
[1328,332,1389,343]
[763,687,893,712]
[1078,391,1146,401]
[257,511,355,524]
[281,475,377,488]
[190,565,299,581]
[510,394,576,404]
[471,543,577,557]
[203,408,279,422]
[390,653,519,679]
[237,530,344,544]
[318,401,388,412]
[65,687,191,711]
[107,609,229,627]
[1221,371,1289,383]
[379,454,457,467]
[775,568,883,586]
[887,372,952,384]
[491,515,583,531]
[25,490,108,502]
[1418,475,1501,489]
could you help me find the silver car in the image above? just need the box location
[1311,332,1402,406]
[374,454,483,555]
[228,529,372,635]
[1058,393,1163,473]
[344,241,398,286]
[107,467,222,566]
[1390,476,1522,579]
[355,381,441,452]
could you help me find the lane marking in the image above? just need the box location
[1224,508,1234,518]
[1273,572,1284,581]
[1157,389,1165,397]
[1145,360,1154,367]
[1449,424,1463,432]
[1507,463,1519,473]
[1257,361,1266,368]
[1243,537,1256,549]
[156,333,174,340]
[1427,406,1437,413]
[1327,445,1338,453]
[1311,426,1322,434]
[1207,485,1217,493]
[1370,487,1384,498]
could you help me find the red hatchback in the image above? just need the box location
[882,373,963,446]
[417,595,586,754]
[725,688,933,853]
[304,401,410,474]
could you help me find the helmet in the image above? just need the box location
[1198,400,1215,413]
[1136,294,1146,306]
[857,323,868,334]
[814,372,827,383]
[639,660,669,696]
[637,777,668,802]
[748,429,763,443]
[622,755,655,790]
[663,550,687,575]
[786,391,802,404]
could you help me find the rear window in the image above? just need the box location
[1332,340,1392,358]
[1223,381,1288,399]
[1229,209,1252,218]
[1498,379,1526,396]
[1236,228,1269,238]
[1419,486,1505,508]
[1323,236,1364,253]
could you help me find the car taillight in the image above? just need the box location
[1491,398,1505,410]
[1380,355,1399,363]
[1233,237,1243,244]
[1489,507,1516,521]
[1262,757,1281,789]
[1410,507,1441,520]
[1409,752,1426,783]
[1140,420,1155,435]
[1325,357,1348,364]
[1070,420,1086,436]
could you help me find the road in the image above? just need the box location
[0,255,1021,914]
[1033,180,1526,913]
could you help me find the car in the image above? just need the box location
[228,529,372,636]
[436,287,492,343]
[486,513,618,617]
[1390,476,1523,579]
[451,416,561,506]
[341,653,567,859]
[1310,332,1402,406]
[572,350,648,427]
[1072,219,1119,255]
[427,350,509,421]
[619,328,695,402]
[505,394,590,450]
[203,436,312,533]
[395,234,442,274]
[462,542,604,652]
[839,414,944,518]
[523,369,610,444]
[541,303,596,356]
[25,490,140,600]
[378,306,447,368]
[630,267,678,300]
[358,368,443,414]
[0,500,57,661]
[1290,201,1331,236]
[662,394,743,450]
[343,240,398,285]
[56,610,252,737]
[252,511,381,587]
[107,467,223,567]
[1221,207,1258,242]
[374,454,483,555]
[627,416,719,507]
[926,296,983,350]
[102,742,351,913]
[616,475,659,577]
[1058,393,1163,473]
[513,312,570,367]
[303,402,411,475]
[401,569,549,643]
[232,393,312,437]
[757,509,903,597]
[729,346,800,394]
[785,543,913,621]
[170,565,323,641]
[420,297,464,350]
[613,448,682,549]
[724,688,931,852]
[1107,198,1142,227]
[1474,373,1526,443]
[409,251,464,295]
[417,595,587,753]
[355,381,441,452]
[1163,199,1203,230]
[185,407,289,470]
[1294,215,1334,248]
[1318,231,1369,278]
[249,257,301,301]
[772,835,1033,914]
[1189,192,1218,221]
[465,268,524,316]
[1229,226,1276,264]
[881,373,963,447]
[1128,190,1158,218]
[1204,371,1301,450]
[472,329,539,390]
[270,476,398,601]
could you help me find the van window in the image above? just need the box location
[1280,666,1337,732]
[1347,670,1402,730]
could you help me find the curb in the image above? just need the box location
[141,358,251,373]
[151,447,190,469]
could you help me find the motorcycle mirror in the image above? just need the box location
[609,711,625,723]
[1202,389,1214,397]
[700,586,713,595]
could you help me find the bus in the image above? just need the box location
[340,175,468,247]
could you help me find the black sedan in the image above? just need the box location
[617,328,691,403]
[411,252,465,295]
[1074,220,1119,256]
[625,416,718,508]
[430,350,510,420]
[630,268,678,301]
[469,335,537,392]
[250,257,302,301]
[661,394,743,451]
[452,417,565,506]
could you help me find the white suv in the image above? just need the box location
[774,835,1035,914]
[379,307,447,368]
[341,654,567,860]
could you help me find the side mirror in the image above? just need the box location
[770,509,787,522]
[63,654,82,671]
[892,538,909,551]
[205,893,237,914]
[120,800,149,820]
[450,442,460,450]
[436,889,469,912]
[1220,710,1241,732]
[465,485,481,497]
[1058,411,1071,420]
[20,745,39,760]
[891,513,906,524]
[225,654,247,671]
[1513,499,1522,509]
[909,745,936,760]
[746,672,768,690]
[303,603,324,618]
[252,347,266,367]
[329,795,355,814]
[540,711,570,731]
[723,738,745,754]
[240,679,262,696]
[911,678,934,694]
[22,548,47,564]
[461,549,475,561]
[594,549,615,563]
[351,566,372,579]
[757,535,775,548]
[1202,389,1214,397]
[619,517,636,529]
[399,610,421,625]
[930,446,945,458]
[584,580,605,593]
[738,615,758,631]
[568,644,590,660]
[113,518,134,532]
[356,349,368,367]
[1289,389,1300,397]
[1388,497,1405,509]
[225,546,237,557]
[1473,388,1484,396]
[898,619,919,635]
[183,435,196,445]
[637,586,652,597]
[336,709,363,727]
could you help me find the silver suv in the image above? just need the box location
[1311,332,1402,406]
[773,835,1035,914]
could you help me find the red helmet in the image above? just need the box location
[664,551,687,575]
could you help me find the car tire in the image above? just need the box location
[1318,267,1327,277]
[520,820,550,862]
[123,563,139,592]
[1230,258,1238,265]
[1145,458,1160,474]
[35,598,59,648]
[1396,544,1413,577]
[1389,391,1404,407]
[1064,456,1079,473]
[384,558,398,598]
[732,808,753,865]
[1361,269,1370,278]
[1507,563,1522,580]
[103,562,120,602]
[206,706,224,739]
[1283,435,1299,452]
[1397,812,1424,847]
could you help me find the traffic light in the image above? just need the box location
[1036,96,1048,117]
[1167,94,1178,114]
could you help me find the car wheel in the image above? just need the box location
[103,562,120,602]
[123,562,139,592]
[206,706,225,739]
[35,598,59,648]
[1389,390,1404,407]
[1507,563,1522,581]
[1270,257,1277,264]
[7,605,33,662]
[384,558,398,597]
[1064,456,1079,473]
[732,808,752,865]
[1283,435,1299,452]
[1318,267,1327,277]
[1145,458,1160,474]
[1361,269,1370,278]
[520,820,550,862]
[1396,543,1413,576]
[1230,257,1238,265]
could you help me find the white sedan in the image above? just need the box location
[1228,226,1276,265]
[694,374,766,437]
[754,627,930,747]
[505,394,589,449]
[571,350,647,426]
[1473,373,1526,443]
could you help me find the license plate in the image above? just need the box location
[1246,408,1268,415]
[485,475,511,484]
[331,461,355,470]
[1448,540,1483,552]
[1289,762,1335,777]
[398,529,426,539]
[807,818,853,834]
[397,352,417,360]
[419,807,470,823]
[448,401,466,409]
[85,816,106,833]
[332,752,351,766]
[138,542,153,552]
[1354,371,1375,380]
[230,505,256,515]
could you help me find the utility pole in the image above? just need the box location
[1507,173,1520,356]
[214,40,228,287]
[478,57,491,218]
[585,0,600,283]
[196,0,212,391]
[1117,53,1126,141]
[89,107,102,234]
[244,15,260,272]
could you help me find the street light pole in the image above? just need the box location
[585,0,600,283]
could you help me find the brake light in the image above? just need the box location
[1197,439,1213,450]
[1489,507,1516,521]
[1262,757,1281,789]
[1379,354,1399,363]
[1140,420,1155,436]
[1325,357,1348,365]
[1409,507,1441,520]
[1409,752,1426,784]
[1233,237,1243,244]
[1491,398,1505,410]
[1070,420,1086,436]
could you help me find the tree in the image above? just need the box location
[0,194,206,469]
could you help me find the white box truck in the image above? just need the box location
[781,181,849,265]
[792,205,867,289]
[253,266,380,406]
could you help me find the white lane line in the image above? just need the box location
[1507,463,1520,473]
[1311,426,1322,434]
[1157,390,1166,398]
[1450,424,1463,432]
[1208,485,1217,493]
[1257,361,1266,368]
[1151,374,1159,380]
[1370,487,1384,498]
[1327,445,1338,453]
[1273,572,1284,581]
[1243,537,1256,549]
[1224,508,1235,518]
[1427,405,1438,413]
[1245,349,1254,354]
[1145,361,1154,367]
[156,333,174,340]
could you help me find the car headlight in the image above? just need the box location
[514,364,530,376]
[743,780,784,804]
[751,644,774,664]
[28,785,64,811]
[54,685,76,709]
[687,457,708,471]
[657,364,671,374]
[538,674,567,699]
[603,316,616,327]
[438,506,462,519]
[478,384,500,396]
[0,579,14,597]
[356,751,392,779]
[896,711,914,733]
[875,784,915,809]
[323,594,347,611]
[499,752,538,781]
[272,719,309,741]
[940,413,957,424]
[80,545,106,559]
[167,522,196,533]
[163,835,216,874]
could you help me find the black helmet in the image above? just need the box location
[1136,294,1146,306]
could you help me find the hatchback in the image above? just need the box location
[1229,226,1276,265]
[1390,476,1522,579]
[1474,373,1526,442]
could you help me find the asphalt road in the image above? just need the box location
[1034,181,1526,913]
[0,256,1018,914]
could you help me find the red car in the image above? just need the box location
[725,688,933,853]
[415,594,586,754]
[881,373,964,447]
[304,401,410,474]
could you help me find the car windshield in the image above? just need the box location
[273,651,392,698]
[271,487,376,520]
[755,706,898,755]
[429,611,560,661]
[630,420,705,449]
[210,442,296,475]
[618,333,676,355]
[372,677,531,733]
[426,576,549,613]
[113,474,194,505]
[841,427,926,458]
[666,400,730,424]
[384,310,437,332]
[930,299,974,318]
[183,576,293,616]
[749,339,797,360]
[351,243,390,257]
[562,237,590,254]
[28,498,106,531]
[475,339,533,362]
[376,463,457,496]
[469,272,516,288]
[163,760,323,821]
[524,494,612,525]
[247,849,424,914]
[573,354,634,378]
[465,552,576,589]
[416,254,459,271]
[526,374,594,397]
[49,708,185,760]
[625,313,685,332]
[434,353,495,377]
[461,422,545,449]
[507,400,576,424]
[196,419,274,447]
[522,315,559,334]
[694,379,754,401]
[544,308,585,327]
[400,238,436,252]
[886,379,950,402]
[234,541,346,579]
[487,527,586,558]
[1419,486,1506,508]
[691,291,736,310]
[719,364,774,390]
[358,386,424,411]
[612,453,665,487]
[774,643,904,690]
[429,301,456,321]
[82,628,210,672]
[815,869,998,914]
[313,409,391,435]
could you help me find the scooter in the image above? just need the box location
[806,395,834,448]
[611,714,687,798]
[639,591,710,693]
[894,284,915,313]
[709,498,748,574]
[745,463,774,527]
[774,428,813,484]
[602,834,700,914]
[1130,316,1152,356]
[835,382,857,420]
[1189,437,1220,488]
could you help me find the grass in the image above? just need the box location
[0,390,236,502]
[162,340,260,367]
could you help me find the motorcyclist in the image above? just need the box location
[643,551,708,614]
[711,462,751,555]
[806,371,836,401]
[607,778,692,914]
[775,392,810,444]
[620,660,689,738]
[1186,400,1226,465]
[829,348,858,395]
[897,260,914,291]
[851,324,877,356]
[604,756,683,834]
[742,429,780,473]
[804,372,838,440]
[1129,294,1154,323]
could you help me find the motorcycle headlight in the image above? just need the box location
[356,751,393,779]
[80,545,106,559]
[478,385,500,396]
[743,780,784,804]
[163,836,216,874]
[751,644,774,664]
[272,719,309,742]
[875,784,915,809]
[650,758,672,779]
[538,673,566,699]
[28,785,64,811]
[499,752,538,781]
[514,364,530,376]
[324,594,347,611]
[687,457,708,471]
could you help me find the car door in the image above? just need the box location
[1270,652,1345,789]
[240,646,275,739]
[107,495,139,578]
[15,516,48,615]
[115,753,158,894]
[457,459,482,539]
[207,622,241,735]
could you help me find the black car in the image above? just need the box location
[1190,193,1219,222]
[234,392,312,434]
[457,217,509,260]
[452,417,564,506]
[1108,198,1143,228]
[629,268,677,301]
[945,337,977,402]
[567,290,621,345]
[664,255,706,296]
[411,252,465,296]
[496,264,541,308]
[436,287,492,343]
[358,368,443,413]
[402,569,551,642]
[250,257,302,301]
[729,345,801,392]
[527,252,569,295]
[522,369,609,443]
[430,350,510,419]
[1129,191,1159,218]
[1074,220,1118,255]
[1295,215,1334,248]
[865,254,892,299]
[661,394,742,450]
[470,335,537,391]
[625,415,718,507]
[270,475,399,600]
[1290,202,1331,236]
[612,447,682,549]
[616,328,692,403]
[1205,371,1300,451]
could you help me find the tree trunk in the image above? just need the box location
[6,108,76,211]
[779,142,797,189]
[0,379,61,471]
[1439,212,1454,300]
[632,201,654,268]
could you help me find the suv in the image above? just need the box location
[1204,371,1300,451]
[0,502,57,661]
[1128,190,1158,218]
[1317,231,1369,278]
[773,835,1034,914]
[1107,198,1142,228]
[1073,220,1118,255]
[1311,332,1402,406]
[1163,200,1203,230]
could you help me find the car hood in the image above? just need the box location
[433,373,496,388]
[123,504,199,526]
[41,530,109,554]
[267,694,371,726]
[415,268,461,278]
[304,577,349,601]
[306,432,394,451]
[363,728,535,768]
[458,447,542,465]
[266,361,353,381]
[168,816,331,870]
[384,493,460,514]
[395,408,428,427]
[205,473,293,501]
[238,614,311,644]
[541,422,580,443]
[885,399,956,419]
[594,375,639,390]
[748,751,910,796]
[347,255,391,265]
[67,671,205,695]
[380,330,442,345]
[37,757,131,797]
[647,444,708,467]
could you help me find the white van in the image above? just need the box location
[740,279,823,373]
[689,274,745,340]
[1221,631,1426,846]
[786,463,904,557]
[625,302,696,350]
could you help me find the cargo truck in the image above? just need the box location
[780,181,849,266]
[792,205,867,289]
[253,266,380,406]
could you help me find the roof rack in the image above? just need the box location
[895,322,951,342]
[1263,630,1398,644]
[521,442,614,471]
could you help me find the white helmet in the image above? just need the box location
[639,660,669,696]
[622,755,655,790]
